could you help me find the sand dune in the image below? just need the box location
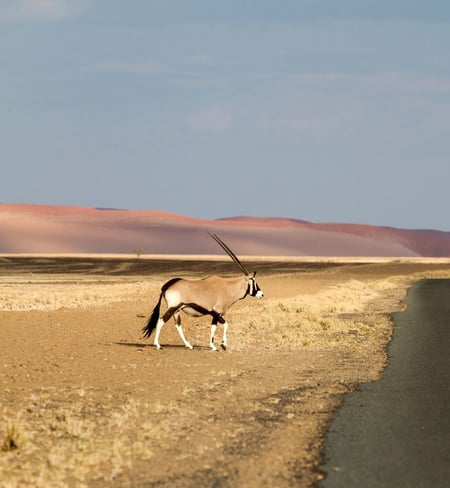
[0,203,449,256]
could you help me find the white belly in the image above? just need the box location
[181,306,206,317]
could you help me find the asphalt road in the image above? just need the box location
[318,279,450,488]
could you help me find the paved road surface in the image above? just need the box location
[318,279,450,488]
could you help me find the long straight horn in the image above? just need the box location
[208,233,249,275]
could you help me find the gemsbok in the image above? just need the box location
[142,233,264,350]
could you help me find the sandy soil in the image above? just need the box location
[1,257,449,487]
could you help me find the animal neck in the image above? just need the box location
[226,275,250,301]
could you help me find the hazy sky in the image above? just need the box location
[2,1,450,230]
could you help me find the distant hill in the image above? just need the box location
[0,203,449,257]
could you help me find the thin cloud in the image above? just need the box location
[188,106,234,133]
[281,71,450,99]
[258,70,450,133]
[0,0,87,21]
[86,58,229,90]
[89,61,166,76]
[360,72,450,96]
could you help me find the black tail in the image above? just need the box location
[142,278,182,339]
[142,293,163,338]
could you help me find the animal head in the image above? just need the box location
[209,233,264,299]
[246,271,264,299]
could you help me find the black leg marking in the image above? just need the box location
[162,307,179,323]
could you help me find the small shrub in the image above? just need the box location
[277,302,289,312]
[1,422,27,452]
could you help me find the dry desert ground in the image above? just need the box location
[1,255,450,487]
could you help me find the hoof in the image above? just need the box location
[155,344,162,350]
[221,343,227,351]
[186,344,194,350]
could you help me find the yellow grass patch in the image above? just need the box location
[227,276,407,352]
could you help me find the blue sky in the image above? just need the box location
[1,1,450,230]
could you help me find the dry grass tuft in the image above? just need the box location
[1,418,29,453]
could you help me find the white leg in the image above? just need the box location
[209,323,217,351]
[175,324,193,349]
[221,322,228,350]
[154,318,165,350]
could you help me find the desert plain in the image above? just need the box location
[1,255,450,487]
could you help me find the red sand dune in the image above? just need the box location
[0,203,449,257]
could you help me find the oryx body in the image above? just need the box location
[142,234,264,350]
